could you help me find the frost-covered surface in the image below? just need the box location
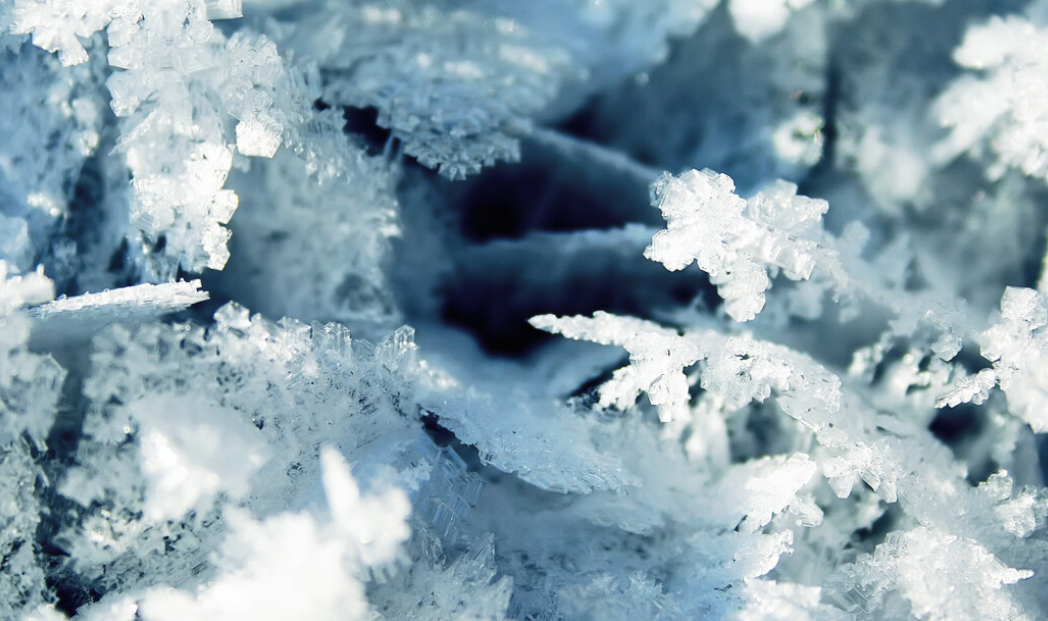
[3,1,1048,620]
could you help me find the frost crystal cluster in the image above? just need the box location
[3,0,1048,620]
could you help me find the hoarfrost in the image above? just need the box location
[530,312,702,422]
[838,527,1033,621]
[288,1,575,180]
[27,280,208,347]
[213,144,400,330]
[137,448,409,621]
[52,301,420,600]
[934,12,1048,184]
[978,287,1048,432]
[107,13,311,277]
[134,393,268,522]
[3,1,1048,620]
[370,533,513,621]
[0,263,61,619]
[645,168,829,321]
[0,45,102,273]
[0,262,60,447]
[417,325,640,492]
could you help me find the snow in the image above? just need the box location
[645,169,828,321]
[2,1,1048,620]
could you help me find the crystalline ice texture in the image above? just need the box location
[645,170,826,321]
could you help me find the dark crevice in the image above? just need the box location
[421,411,459,448]
[35,364,102,616]
[552,98,600,145]
[107,238,128,273]
[929,403,983,447]
[1020,215,1048,290]
[419,115,703,356]
[454,151,654,243]
[37,490,105,616]
[853,503,898,550]
[441,297,554,358]
[51,151,107,296]
[343,106,393,157]
[567,356,630,402]
[42,364,86,466]
[798,61,840,196]
[191,269,236,325]
[440,261,706,356]
[47,568,102,618]
[1039,435,1048,485]
[420,411,483,472]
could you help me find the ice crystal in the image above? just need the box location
[416,325,639,492]
[3,1,1048,620]
[645,169,828,320]
[0,263,60,619]
[934,11,1048,183]
[136,448,409,621]
[839,527,1033,621]
[283,1,574,180]
[530,312,702,422]
[27,280,207,346]
[213,144,400,329]
[107,12,309,277]
[0,44,103,273]
[44,301,422,603]
[975,287,1048,433]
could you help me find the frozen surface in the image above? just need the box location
[2,1,1048,620]
[28,280,208,347]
